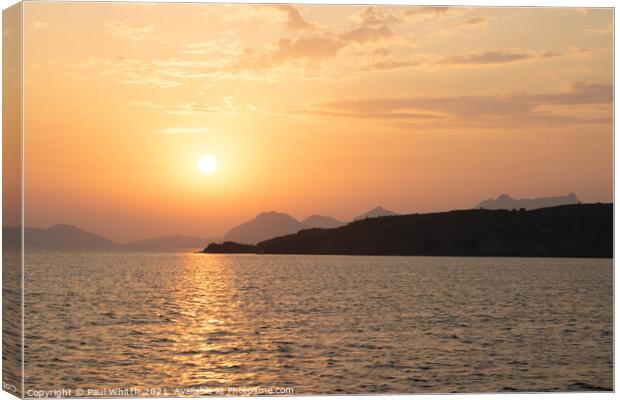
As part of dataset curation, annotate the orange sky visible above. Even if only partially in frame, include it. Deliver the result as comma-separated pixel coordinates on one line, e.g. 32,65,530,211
20,3,613,241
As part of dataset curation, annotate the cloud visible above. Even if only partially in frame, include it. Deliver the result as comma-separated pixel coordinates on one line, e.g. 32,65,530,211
354,5,454,27
274,36,347,63
538,82,613,105
356,6,406,26
158,127,212,135
72,42,591,90
586,23,613,35
207,4,314,31
81,6,452,83
439,49,564,66
183,34,240,56
233,23,398,72
296,108,444,120
359,59,424,72
166,103,221,115
222,96,237,114
404,6,454,19
273,5,314,30
441,50,531,65
76,57,225,88
456,16,489,28
340,25,394,44
76,55,259,89
131,97,240,116
104,20,155,41
372,48,391,57
297,82,612,129
122,75,181,88
355,47,578,73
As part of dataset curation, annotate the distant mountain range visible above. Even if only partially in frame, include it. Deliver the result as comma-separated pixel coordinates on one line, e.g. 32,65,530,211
204,203,612,258
3,225,213,250
222,207,395,244
3,224,117,249
476,193,580,210
3,206,394,249
5,196,594,251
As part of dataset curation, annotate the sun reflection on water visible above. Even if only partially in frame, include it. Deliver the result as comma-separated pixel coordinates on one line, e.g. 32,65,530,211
24,251,613,395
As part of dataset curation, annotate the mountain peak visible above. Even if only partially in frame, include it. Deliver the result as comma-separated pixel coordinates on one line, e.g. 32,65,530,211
354,206,399,221
255,210,292,219
223,211,305,245
24,224,117,248
258,210,278,215
48,223,83,231
476,193,581,210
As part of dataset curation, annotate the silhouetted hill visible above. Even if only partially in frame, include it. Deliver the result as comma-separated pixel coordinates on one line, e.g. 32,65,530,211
223,211,307,244
302,214,345,229
203,204,612,258
124,234,213,250
204,241,256,253
354,206,399,220
477,193,580,210
3,224,118,249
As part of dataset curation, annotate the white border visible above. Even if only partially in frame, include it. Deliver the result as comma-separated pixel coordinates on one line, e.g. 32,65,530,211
0,1,616,400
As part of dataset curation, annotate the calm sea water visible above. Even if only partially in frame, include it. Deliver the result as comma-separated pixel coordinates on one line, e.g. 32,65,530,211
22,250,612,395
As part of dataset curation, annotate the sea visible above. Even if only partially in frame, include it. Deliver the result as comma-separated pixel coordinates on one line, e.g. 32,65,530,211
10,250,614,395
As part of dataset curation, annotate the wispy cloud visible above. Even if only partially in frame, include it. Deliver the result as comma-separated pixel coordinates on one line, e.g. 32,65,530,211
456,16,489,28
183,35,240,56
354,5,455,27
340,25,394,44
76,57,219,88
205,4,314,31
405,6,454,18
355,6,407,26
131,97,239,116
354,46,580,73
72,42,587,89
104,20,155,41
441,49,535,65
438,48,565,66
296,82,612,129
122,75,181,88
585,23,613,35
359,59,424,72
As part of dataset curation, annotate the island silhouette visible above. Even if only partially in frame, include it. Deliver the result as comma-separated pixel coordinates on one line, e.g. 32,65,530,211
203,203,612,258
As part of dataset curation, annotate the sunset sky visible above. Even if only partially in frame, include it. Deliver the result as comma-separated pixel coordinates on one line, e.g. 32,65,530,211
21,3,613,242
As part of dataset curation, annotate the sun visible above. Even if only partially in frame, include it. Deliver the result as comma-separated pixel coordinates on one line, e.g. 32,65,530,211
198,155,218,175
